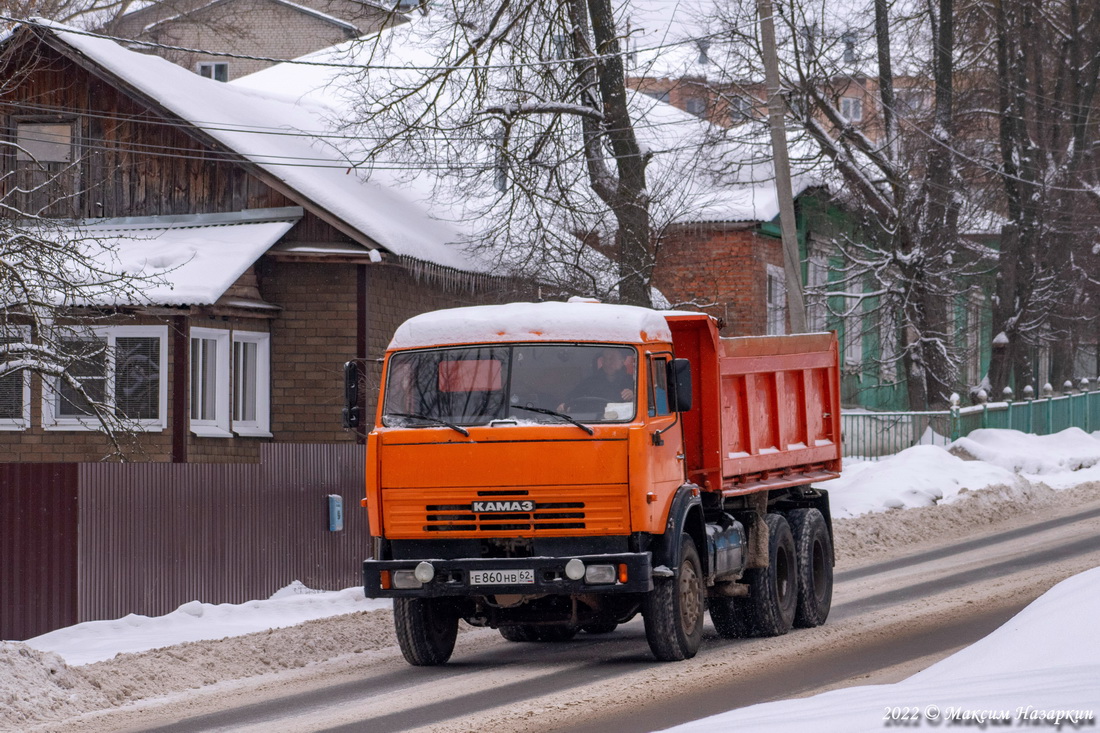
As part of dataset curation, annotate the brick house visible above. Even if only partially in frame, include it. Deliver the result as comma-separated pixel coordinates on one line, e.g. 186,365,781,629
0,21,519,463
107,0,407,81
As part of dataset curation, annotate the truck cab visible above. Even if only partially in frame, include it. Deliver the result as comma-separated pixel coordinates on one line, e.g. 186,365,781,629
355,301,840,665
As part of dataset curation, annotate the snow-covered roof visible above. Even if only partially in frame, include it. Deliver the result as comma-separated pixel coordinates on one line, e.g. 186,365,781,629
232,14,820,229
23,19,484,274
388,301,675,350
141,0,364,36
47,208,301,306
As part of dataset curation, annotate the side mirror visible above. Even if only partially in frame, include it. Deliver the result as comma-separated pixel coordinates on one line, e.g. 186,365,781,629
667,358,693,412
342,361,361,428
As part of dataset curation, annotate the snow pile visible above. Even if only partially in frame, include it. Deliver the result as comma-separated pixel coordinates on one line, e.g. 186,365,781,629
664,567,1100,732
827,444,1026,519
951,427,1100,474
26,581,390,666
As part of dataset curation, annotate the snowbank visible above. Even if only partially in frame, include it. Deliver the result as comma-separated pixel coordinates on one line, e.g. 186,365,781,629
25,581,390,666
827,444,1025,519
664,567,1100,732
951,427,1100,475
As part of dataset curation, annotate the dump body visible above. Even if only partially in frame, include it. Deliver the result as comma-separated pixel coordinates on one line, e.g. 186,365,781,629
357,301,841,665
667,314,843,497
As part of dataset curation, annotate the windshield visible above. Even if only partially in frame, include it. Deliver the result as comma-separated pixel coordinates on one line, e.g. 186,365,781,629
382,344,637,427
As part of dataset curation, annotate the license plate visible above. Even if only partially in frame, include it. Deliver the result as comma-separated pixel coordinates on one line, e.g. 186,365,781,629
469,569,535,585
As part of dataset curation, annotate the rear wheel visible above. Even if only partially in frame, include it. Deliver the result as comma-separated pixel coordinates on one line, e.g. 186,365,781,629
643,534,704,661
394,597,459,666
789,508,834,628
741,513,797,637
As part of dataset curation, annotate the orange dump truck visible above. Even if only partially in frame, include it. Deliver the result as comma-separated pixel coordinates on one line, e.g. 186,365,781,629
353,300,841,665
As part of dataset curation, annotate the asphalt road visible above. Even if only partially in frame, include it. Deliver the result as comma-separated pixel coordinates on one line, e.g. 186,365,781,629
118,498,1100,733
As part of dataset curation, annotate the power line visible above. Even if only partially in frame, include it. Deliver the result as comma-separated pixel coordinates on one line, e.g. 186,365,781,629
3,14,735,73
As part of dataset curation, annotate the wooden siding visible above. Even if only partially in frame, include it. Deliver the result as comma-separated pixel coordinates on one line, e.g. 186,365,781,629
0,34,293,219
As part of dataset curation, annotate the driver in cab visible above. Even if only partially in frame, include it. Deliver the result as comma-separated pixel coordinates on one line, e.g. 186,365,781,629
560,348,635,410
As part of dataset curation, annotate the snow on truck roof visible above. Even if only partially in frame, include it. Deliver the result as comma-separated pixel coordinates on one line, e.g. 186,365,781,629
388,301,684,350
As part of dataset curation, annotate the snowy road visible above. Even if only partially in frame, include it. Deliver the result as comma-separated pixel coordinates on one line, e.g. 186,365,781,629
55,487,1100,733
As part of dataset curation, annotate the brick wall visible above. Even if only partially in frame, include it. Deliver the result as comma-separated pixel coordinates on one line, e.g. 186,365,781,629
654,223,784,336
119,0,398,80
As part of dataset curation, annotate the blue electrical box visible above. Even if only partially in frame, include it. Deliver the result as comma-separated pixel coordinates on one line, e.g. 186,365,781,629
327,494,344,532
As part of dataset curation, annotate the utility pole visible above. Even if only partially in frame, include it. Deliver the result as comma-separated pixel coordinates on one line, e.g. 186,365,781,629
757,0,807,333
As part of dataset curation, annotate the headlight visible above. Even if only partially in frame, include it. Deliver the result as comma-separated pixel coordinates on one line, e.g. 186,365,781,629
584,564,617,584
413,561,436,584
392,569,422,589
564,558,586,580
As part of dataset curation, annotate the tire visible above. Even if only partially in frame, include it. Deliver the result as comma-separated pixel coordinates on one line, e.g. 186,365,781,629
393,597,459,666
499,625,539,642
709,595,751,639
643,534,705,661
580,620,619,635
788,508,834,628
741,513,797,637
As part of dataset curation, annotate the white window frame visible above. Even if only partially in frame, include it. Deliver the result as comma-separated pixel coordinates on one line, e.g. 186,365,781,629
766,264,787,336
0,326,32,431
840,96,863,122
196,61,229,82
42,325,168,431
190,328,232,438
231,331,271,437
843,280,864,370
806,254,828,332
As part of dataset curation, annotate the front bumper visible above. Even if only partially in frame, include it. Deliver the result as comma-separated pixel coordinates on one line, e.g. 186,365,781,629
363,552,653,598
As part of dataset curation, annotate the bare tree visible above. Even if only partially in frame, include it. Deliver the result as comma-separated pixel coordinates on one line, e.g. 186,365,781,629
981,0,1100,394
332,1,697,306
706,0,981,408
1,60,165,457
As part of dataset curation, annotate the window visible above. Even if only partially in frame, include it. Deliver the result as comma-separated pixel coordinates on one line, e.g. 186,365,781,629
190,328,231,436
685,97,707,117
643,90,671,104
843,281,864,369
728,94,754,121
232,331,271,436
14,120,78,216
841,31,858,63
766,264,787,336
806,255,828,332
0,328,31,430
840,97,863,122
196,62,229,82
695,39,711,65
43,326,167,430
648,355,671,417
966,293,983,386
896,89,931,114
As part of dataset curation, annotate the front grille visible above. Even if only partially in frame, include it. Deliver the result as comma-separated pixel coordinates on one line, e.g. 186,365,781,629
382,484,629,538
424,500,586,532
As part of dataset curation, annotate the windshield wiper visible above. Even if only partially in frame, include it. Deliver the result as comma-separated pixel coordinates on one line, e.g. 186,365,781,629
512,405,595,435
384,412,470,437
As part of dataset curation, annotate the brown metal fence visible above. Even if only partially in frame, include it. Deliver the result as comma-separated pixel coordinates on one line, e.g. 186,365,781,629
1,444,369,641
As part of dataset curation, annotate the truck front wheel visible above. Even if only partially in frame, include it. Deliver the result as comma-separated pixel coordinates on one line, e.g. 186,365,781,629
394,597,459,666
643,534,704,661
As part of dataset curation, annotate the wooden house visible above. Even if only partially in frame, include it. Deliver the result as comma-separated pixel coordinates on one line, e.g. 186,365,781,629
0,20,518,463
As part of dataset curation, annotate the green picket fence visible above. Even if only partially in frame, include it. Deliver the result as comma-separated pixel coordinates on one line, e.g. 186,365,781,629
841,387,1100,460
